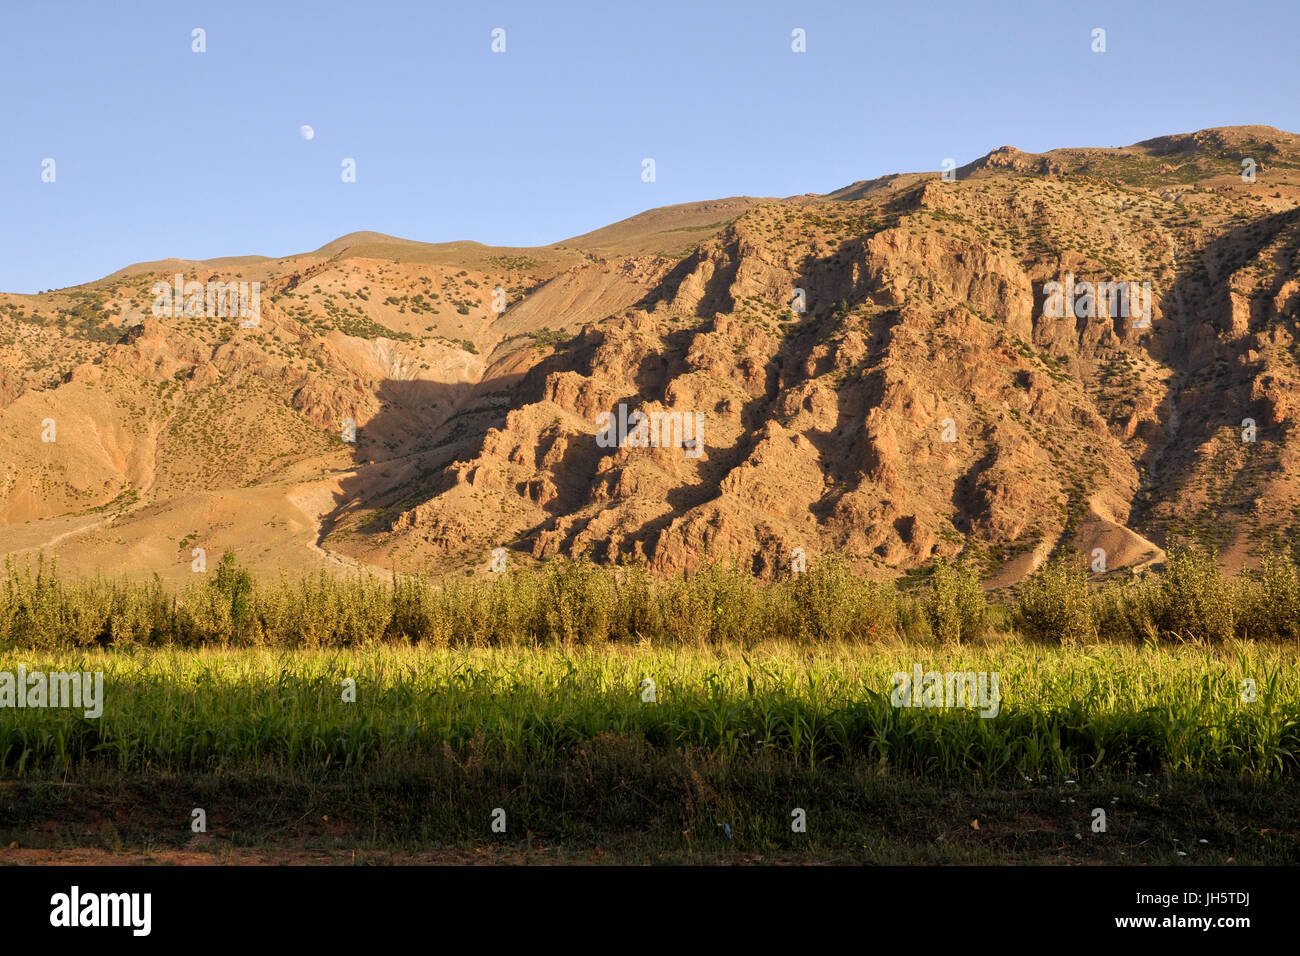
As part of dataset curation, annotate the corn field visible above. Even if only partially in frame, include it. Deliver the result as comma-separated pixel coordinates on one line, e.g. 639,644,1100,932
1,641,1296,779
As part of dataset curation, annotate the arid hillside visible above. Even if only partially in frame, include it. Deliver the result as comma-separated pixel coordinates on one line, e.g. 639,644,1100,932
3,125,1300,584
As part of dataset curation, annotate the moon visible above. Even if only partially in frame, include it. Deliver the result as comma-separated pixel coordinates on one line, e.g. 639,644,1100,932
300,125,315,141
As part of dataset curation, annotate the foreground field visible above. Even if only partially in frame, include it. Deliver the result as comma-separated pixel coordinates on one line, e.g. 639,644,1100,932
2,641,1297,863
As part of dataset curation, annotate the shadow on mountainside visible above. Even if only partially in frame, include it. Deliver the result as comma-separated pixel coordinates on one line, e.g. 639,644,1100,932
1126,207,1300,545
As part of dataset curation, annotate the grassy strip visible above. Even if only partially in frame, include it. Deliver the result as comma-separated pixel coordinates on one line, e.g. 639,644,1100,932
1,643,1296,779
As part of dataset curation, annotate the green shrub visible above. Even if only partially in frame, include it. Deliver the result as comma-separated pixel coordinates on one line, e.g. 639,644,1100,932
924,558,988,644
779,557,899,642
539,558,618,644
1235,553,1300,641
1014,556,1096,644
212,550,254,637
1150,544,1236,642
1,546,1298,651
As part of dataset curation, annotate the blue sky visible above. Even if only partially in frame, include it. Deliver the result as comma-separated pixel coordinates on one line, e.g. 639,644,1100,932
2,0,1297,293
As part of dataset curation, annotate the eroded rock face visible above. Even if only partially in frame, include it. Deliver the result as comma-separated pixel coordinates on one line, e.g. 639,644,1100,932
3,126,1300,581
378,131,1300,580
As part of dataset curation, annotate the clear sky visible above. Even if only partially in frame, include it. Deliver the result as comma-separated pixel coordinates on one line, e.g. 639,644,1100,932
2,0,1297,293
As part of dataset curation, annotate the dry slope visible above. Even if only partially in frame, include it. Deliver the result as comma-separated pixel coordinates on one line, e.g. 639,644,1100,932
3,127,1299,583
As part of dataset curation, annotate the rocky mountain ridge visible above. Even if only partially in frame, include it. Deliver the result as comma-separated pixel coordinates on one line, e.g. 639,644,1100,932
2,125,1299,584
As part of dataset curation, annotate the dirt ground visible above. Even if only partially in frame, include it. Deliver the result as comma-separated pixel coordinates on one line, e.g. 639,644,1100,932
0,844,799,866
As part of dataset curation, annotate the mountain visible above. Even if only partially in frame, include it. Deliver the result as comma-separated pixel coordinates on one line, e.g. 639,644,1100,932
3,126,1300,584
